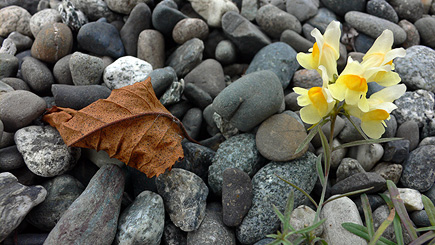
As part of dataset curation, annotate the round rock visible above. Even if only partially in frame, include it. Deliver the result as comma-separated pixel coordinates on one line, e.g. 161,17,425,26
53,54,73,85
400,145,435,192
165,38,204,77
215,40,237,65
69,0,119,22
392,89,434,127
21,56,54,94
280,29,314,53
7,31,33,52
414,17,435,49
0,6,32,37
137,29,165,69
286,0,318,22
256,113,308,161
256,4,301,38
151,1,187,36
366,0,399,23
183,59,225,98
389,0,424,23
120,3,151,56
69,52,104,86
0,145,25,171
31,23,73,63
103,56,153,90
29,8,61,37
0,53,18,79
172,18,209,44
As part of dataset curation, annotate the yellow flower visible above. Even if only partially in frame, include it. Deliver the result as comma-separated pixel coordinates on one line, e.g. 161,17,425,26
294,66,336,124
296,20,341,81
361,29,406,86
344,84,406,139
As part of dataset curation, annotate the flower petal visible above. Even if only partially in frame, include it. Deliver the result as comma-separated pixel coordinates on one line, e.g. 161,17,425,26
361,120,385,139
369,84,406,102
300,105,322,124
297,52,316,70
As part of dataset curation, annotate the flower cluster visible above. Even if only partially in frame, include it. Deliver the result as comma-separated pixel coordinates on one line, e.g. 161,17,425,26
294,21,406,139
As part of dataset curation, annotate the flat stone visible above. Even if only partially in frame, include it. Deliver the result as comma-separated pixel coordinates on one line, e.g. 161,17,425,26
0,53,18,79
183,83,212,110
7,31,32,52
392,89,434,127
331,172,387,195
256,4,301,38
306,8,337,33
0,77,30,90
401,145,435,192
120,3,151,56
137,29,165,69
31,23,73,63
166,38,204,77
183,59,225,98
52,84,111,110
280,30,314,53
20,56,54,94
0,172,46,242
69,51,104,85
320,0,365,16
103,56,153,90
286,0,318,22
396,120,420,151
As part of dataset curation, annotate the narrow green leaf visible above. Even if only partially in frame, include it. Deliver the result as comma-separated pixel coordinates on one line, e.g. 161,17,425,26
292,236,305,245
317,125,330,167
316,154,325,187
429,238,435,245
293,218,326,235
295,120,326,155
409,231,435,245
275,174,318,208
369,207,395,245
393,211,405,245
387,180,418,240
272,204,286,224
312,237,328,245
283,191,295,232
361,194,375,238
416,226,435,232
323,187,374,205
333,138,402,151
422,195,435,227
342,223,396,245
379,193,394,209
344,114,369,140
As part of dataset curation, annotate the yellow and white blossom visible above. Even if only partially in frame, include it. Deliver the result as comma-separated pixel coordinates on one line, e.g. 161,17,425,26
344,84,407,139
296,20,341,81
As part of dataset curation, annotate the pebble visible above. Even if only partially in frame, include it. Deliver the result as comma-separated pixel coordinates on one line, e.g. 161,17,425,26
336,158,366,183
398,19,420,49
373,205,413,244
14,125,81,177
77,21,125,58
0,38,16,55
410,210,431,227
246,42,298,89
291,69,323,89
106,0,151,14
222,168,252,227
137,29,165,69
166,38,204,77
395,188,424,211
289,205,323,241
241,0,258,21
162,222,187,245
213,70,283,132
187,203,236,245
20,56,54,94
115,190,165,245
148,66,178,97
256,113,308,161
44,164,125,245
0,145,25,171
321,196,366,245
103,56,153,90
178,141,215,182
151,1,187,37
58,0,88,31
221,11,271,59
286,0,318,22
215,40,237,65
26,175,84,231
159,77,184,106
183,83,212,110
120,3,151,56
0,172,46,242
389,0,424,23
414,16,435,49
280,30,314,53
395,46,435,92
188,0,239,27
256,4,301,38
354,32,375,53
181,107,203,139
70,0,119,22
348,143,384,171
306,8,337,33
31,22,73,63
29,8,61,37
69,52,104,85
366,0,399,23
52,54,73,85
237,152,317,244
344,11,407,45
320,0,365,16
52,84,111,110
208,133,265,195
382,139,410,164
183,59,225,98
0,6,32,37
0,53,18,78
156,168,208,232
392,89,435,127
400,145,435,192
0,90,46,132
396,120,419,151
6,31,33,52
172,18,209,44
331,172,386,195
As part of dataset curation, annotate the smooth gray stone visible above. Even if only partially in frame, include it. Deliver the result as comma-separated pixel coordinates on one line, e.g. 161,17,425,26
0,145,25,171
52,84,111,110
280,29,314,53
183,83,212,110
331,172,386,195
382,140,410,164
391,90,435,127
213,70,283,132
344,11,407,45
53,54,73,85
399,19,420,49
411,210,431,227
0,53,18,79
156,168,208,232
367,0,399,23
120,3,151,56
20,56,54,94
0,77,30,90
396,120,420,151
44,164,125,245
306,8,337,33
255,4,301,38
215,40,237,65
0,172,46,242
401,145,435,192
320,0,365,16
353,194,385,218
181,107,202,140
166,38,204,77
148,66,178,98
176,141,215,183
336,158,365,183
26,174,84,231
151,0,187,36
414,17,435,49
7,31,33,52
373,205,414,244
389,0,424,23
69,52,104,85
183,59,225,98
286,0,318,22
167,100,192,119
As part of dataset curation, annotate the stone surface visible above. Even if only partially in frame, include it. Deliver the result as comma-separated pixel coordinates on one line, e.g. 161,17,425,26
306,7,337,33
320,0,365,16
0,6,32,37
0,38,16,55
52,84,111,110
29,8,61,37
0,145,25,171
69,52,104,85
366,0,398,23
222,168,252,227
177,141,215,182
106,0,151,14
53,54,73,85
395,188,424,211
336,158,366,183
14,126,81,177
0,77,30,91
156,168,208,232
172,18,209,44
213,70,283,132
138,29,165,69
236,152,317,244
280,30,314,53
0,53,18,79
44,164,125,245
373,205,413,244
115,190,165,245
289,205,323,241
401,145,435,192
372,162,403,185
382,139,410,164
7,31,32,52
0,172,46,242
208,133,265,195
0,90,46,132
183,58,225,98
103,56,153,90
396,120,419,151
389,0,424,22
331,172,387,195
70,0,119,22
392,89,434,127
31,22,72,63
26,175,84,231
348,143,384,171
286,0,318,22
256,113,308,161
256,4,301,38
166,38,204,77
120,3,151,56
148,66,178,97
414,17,435,49
398,19,420,49
181,107,203,139
215,39,237,65
58,0,89,31
151,1,187,36
188,0,239,27
21,56,54,94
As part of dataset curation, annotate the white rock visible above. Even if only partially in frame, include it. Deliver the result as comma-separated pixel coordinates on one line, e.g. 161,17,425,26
385,188,423,211
321,196,367,245
103,56,153,90
289,205,323,242
29,8,62,37
348,143,384,171
316,138,347,169
188,0,239,27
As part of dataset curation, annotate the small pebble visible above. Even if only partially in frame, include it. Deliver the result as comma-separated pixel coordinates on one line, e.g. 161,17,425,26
331,172,386,195
396,120,420,151
29,8,61,37
255,4,301,38
172,18,209,44
366,0,399,23
21,56,54,94
31,22,73,63
189,0,239,27
336,158,366,183
0,53,18,79
0,145,25,171
286,0,318,22
69,52,104,85
151,1,187,36
103,56,153,90
58,0,88,31
215,40,237,65
120,3,151,56
137,29,165,69
392,89,434,127
401,145,435,192
183,83,212,110
0,6,32,37
398,20,420,49
371,162,403,184
382,139,410,164
348,143,384,171
183,59,225,98
389,0,424,22
7,32,33,52
148,66,178,97
280,30,314,53
320,0,365,16
165,38,204,77
181,107,203,139
414,16,435,49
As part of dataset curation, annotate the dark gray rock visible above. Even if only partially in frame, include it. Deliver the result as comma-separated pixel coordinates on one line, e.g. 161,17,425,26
53,54,73,85
183,59,225,98
181,107,203,139
14,126,81,177
137,29,165,69
255,4,301,38
320,0,365,16
7,31,33,52
0,77,30,90
306,8,337,33
398,19,420,49
254,238,276,245
151,0,187,37
213,70,284,132
383,114,398,138
208,133,265,195
221,11,271,59
382,140,410,164
26,174,84,231
336,158,366,183
286,0,318,22
410,210,431,227
331,172,386,195
338,116,365,143
372,162,403,185
373,205,414,244
222,168,252,227
156,168,208,232
401,145,435,192
148,66,178,98
246,42,298,89
414,17,435,49
120,3,151,56
166,38,204,77
0,172,46,242
115,191,165,245
389,0,424,23
178,141,215,182
2,233,49,245
280,30,314,53
77,21,125,58
167,100,193,119
354,33,375,53
162,222,187,245
44,164,125,245
0,90,46,132
183,83,212,110
52,84,111,110
396,120,419,151
392,90,434,127
20,56,54,94
0,145,25,171
353,194,385,219
367,0,399,23
58,0,88,31
215,40,237,65
425,184,435,205
236,152,317,244
0,53,18,79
